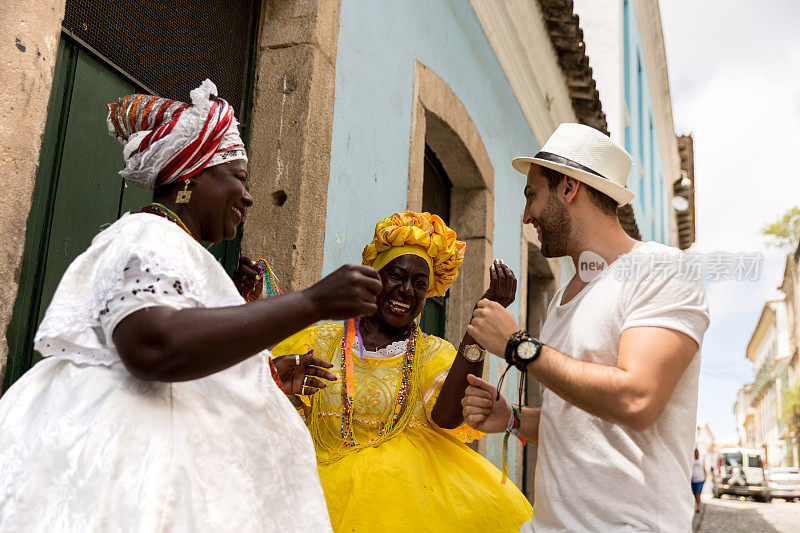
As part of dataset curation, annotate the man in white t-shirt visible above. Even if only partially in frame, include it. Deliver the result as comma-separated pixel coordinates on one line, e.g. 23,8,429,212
463,123,709,532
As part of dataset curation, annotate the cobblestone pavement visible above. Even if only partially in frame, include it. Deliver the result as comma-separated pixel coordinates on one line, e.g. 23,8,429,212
696,495,800,532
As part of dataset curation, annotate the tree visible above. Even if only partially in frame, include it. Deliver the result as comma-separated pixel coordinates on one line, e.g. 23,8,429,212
762,206,800,249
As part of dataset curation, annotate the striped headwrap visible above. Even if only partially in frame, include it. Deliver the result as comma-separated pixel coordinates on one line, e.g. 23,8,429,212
107,79,247,190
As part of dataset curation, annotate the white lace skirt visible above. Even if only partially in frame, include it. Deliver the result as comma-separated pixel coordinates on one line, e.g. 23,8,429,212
0,356,332,532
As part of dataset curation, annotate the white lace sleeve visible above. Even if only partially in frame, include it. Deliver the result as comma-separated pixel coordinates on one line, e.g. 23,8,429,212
98,257,199,349
34,213,224,366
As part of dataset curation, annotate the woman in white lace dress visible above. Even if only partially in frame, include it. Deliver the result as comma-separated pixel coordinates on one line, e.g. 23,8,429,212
0,80,382,532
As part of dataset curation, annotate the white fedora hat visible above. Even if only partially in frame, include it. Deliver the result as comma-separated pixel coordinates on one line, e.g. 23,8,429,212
512,123,634,206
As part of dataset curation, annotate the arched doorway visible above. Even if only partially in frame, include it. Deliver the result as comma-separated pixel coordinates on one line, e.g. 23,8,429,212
406,61,494,344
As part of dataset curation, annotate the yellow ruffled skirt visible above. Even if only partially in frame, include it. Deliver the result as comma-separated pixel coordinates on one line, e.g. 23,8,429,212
318,426,531,532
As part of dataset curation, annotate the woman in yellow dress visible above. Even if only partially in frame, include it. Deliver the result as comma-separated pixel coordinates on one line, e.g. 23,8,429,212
273,211,532,532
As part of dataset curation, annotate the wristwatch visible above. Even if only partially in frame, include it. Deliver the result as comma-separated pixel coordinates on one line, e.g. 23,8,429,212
460,343,486,363
505,330,544,370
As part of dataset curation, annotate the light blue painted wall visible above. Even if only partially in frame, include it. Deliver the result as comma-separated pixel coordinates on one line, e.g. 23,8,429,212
622,0,670,244
322,0,544,480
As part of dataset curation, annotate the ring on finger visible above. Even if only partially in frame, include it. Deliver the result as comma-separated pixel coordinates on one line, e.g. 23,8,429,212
295,354,300,366
302,375,309,394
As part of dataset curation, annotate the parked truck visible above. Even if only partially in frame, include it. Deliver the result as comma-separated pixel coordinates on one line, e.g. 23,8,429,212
711,447,771,502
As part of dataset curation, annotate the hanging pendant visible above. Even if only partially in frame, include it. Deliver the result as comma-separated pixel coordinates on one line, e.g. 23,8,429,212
176,180,192,203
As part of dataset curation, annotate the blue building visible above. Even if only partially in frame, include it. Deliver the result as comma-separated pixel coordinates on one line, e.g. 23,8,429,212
281,0,648,490
574,0,696,249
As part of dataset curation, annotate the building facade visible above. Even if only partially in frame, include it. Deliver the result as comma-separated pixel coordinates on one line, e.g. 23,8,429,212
1,0,691,496
778,248,800,464
779,248,800,387
734,248,800,468
741,299,794,467
571,0,693,248
734,384,757,448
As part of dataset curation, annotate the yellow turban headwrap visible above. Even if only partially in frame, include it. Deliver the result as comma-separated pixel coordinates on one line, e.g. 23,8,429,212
362,211,466,297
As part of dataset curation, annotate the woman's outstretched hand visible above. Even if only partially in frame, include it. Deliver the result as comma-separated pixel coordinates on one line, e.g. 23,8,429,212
461,374,511,433
273,351,337,396
303,264,383,320
482,259,516,308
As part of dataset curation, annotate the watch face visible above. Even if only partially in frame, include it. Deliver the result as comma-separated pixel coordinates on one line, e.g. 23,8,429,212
463,344,484,362
517,340,539,361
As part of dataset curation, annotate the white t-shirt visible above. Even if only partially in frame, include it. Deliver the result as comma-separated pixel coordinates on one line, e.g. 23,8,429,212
522,242,709,532
692,458,706,483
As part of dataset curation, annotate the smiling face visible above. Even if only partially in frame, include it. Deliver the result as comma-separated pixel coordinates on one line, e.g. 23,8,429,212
374,254,430,330
188,159,252,243
523,164,572,258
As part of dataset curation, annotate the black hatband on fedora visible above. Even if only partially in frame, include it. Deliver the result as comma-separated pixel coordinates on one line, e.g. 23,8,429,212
534,151,607,181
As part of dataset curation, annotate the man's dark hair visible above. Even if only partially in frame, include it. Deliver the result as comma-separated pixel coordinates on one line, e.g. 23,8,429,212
539,166,618,217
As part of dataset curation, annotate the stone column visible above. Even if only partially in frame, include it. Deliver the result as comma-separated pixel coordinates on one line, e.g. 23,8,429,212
241,0,341,292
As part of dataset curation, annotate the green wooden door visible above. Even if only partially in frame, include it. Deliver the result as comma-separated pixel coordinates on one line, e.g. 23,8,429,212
4,38,152,389
37,42,152,328
3,36,244,390
4,38,244,391
5,0,260,392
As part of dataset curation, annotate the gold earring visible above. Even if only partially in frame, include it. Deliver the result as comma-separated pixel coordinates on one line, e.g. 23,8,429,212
176,180,192,203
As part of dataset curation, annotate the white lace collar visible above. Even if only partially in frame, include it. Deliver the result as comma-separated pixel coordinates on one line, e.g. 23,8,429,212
352,337,409,359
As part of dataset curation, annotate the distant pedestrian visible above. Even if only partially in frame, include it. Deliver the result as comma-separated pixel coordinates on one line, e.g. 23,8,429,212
692,448,707,512
462,123,710,531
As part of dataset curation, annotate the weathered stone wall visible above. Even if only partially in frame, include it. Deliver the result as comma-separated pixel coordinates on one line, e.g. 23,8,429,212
241,0,340,291
0,0,66,384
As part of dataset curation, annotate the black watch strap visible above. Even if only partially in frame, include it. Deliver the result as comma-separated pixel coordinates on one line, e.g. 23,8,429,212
505,330,531,365
505,330,543,371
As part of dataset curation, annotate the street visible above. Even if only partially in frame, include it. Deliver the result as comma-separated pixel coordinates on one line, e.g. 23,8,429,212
696,495,800,532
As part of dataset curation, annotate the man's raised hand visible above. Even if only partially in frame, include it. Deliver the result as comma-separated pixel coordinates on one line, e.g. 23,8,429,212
461,374,511,433
467,299,520,356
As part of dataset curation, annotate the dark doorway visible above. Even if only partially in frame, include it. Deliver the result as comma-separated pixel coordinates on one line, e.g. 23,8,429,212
419,145,452,338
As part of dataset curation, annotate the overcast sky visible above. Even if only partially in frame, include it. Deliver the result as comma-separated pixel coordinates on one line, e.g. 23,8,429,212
659,0,800,439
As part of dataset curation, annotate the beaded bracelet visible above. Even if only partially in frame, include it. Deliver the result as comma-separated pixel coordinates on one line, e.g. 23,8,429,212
501,406,527,484
505,406,527,444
